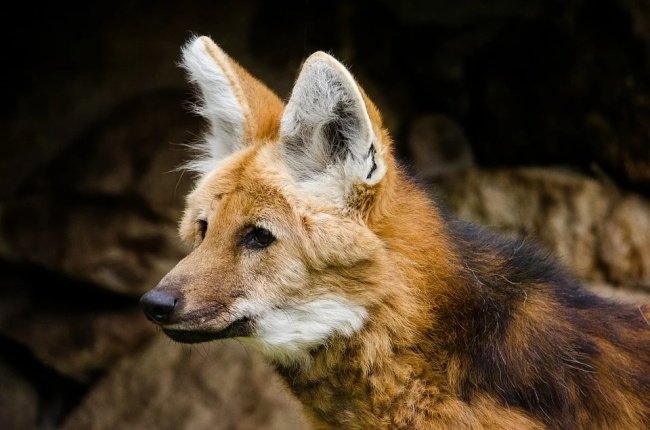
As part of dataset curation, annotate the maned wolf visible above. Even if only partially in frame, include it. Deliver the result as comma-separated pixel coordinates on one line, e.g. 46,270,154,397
140,36,650,429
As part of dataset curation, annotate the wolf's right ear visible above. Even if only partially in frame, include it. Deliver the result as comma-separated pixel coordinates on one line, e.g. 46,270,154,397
181,36,284,174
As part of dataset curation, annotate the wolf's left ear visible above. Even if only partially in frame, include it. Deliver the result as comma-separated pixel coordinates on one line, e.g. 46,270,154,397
280,52,387,197
181,36,283,174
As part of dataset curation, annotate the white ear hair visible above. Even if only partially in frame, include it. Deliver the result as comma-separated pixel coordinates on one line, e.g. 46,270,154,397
280,52,386,202
180,36,248,174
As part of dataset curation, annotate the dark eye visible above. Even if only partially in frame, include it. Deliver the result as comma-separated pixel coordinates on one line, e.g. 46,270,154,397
197,219,208,240
243,226,275,250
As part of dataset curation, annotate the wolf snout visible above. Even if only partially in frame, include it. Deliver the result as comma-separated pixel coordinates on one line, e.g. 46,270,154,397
139,288,179,325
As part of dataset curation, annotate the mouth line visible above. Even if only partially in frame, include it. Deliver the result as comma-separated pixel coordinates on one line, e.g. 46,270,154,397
162,317,252,344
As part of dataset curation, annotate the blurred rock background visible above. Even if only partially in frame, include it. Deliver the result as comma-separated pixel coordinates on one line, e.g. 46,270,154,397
1,1,649,428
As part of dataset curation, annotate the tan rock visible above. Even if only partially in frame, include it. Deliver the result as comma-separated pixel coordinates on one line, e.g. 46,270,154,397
1,309,155,384
0,273,156,383
586,282,649,304
63,336,306,430
437,168,650,292
0,201,185,295
599,197,650,289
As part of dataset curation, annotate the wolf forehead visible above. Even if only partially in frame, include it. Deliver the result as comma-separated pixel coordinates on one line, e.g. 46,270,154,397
179,153,287,225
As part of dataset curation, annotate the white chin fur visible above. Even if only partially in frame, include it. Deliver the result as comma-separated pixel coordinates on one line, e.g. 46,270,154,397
233,296,368,367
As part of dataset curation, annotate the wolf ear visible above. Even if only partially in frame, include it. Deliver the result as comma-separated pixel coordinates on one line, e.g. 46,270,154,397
280,52,386,199
181,36,283,174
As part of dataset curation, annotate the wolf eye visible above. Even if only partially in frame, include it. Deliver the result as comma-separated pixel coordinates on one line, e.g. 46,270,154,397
197,219,208,240
243,226,275,250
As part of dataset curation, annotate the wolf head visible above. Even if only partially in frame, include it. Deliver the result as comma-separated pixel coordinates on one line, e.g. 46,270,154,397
140,36,400,367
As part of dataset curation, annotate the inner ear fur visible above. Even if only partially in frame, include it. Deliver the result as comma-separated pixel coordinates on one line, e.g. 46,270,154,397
181,36,284,173
280,51,388,187
192,36,284,142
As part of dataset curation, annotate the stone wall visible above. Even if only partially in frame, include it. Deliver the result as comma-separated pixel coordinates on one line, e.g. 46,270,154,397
1,1,648,428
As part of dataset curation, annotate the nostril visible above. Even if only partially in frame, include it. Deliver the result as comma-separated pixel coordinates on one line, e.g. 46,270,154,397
151,300,177,318
139,290,178,325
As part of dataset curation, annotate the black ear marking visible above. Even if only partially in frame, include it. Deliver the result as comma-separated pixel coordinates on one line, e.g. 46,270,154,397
322,100,361,162
283,97,364,178
366,144,378,180
283,133,305,159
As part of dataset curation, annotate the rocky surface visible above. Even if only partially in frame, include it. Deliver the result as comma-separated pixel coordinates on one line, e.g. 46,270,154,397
0,358,39,430
63,337,305,430
0,93,195,296
0,267,155,383
2,0,649,428
436,168,650,293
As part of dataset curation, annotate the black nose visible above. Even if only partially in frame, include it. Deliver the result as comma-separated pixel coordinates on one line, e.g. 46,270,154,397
139,289,178,324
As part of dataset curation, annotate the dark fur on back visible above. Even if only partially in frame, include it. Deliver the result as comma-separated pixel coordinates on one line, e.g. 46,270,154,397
439,219,650,428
